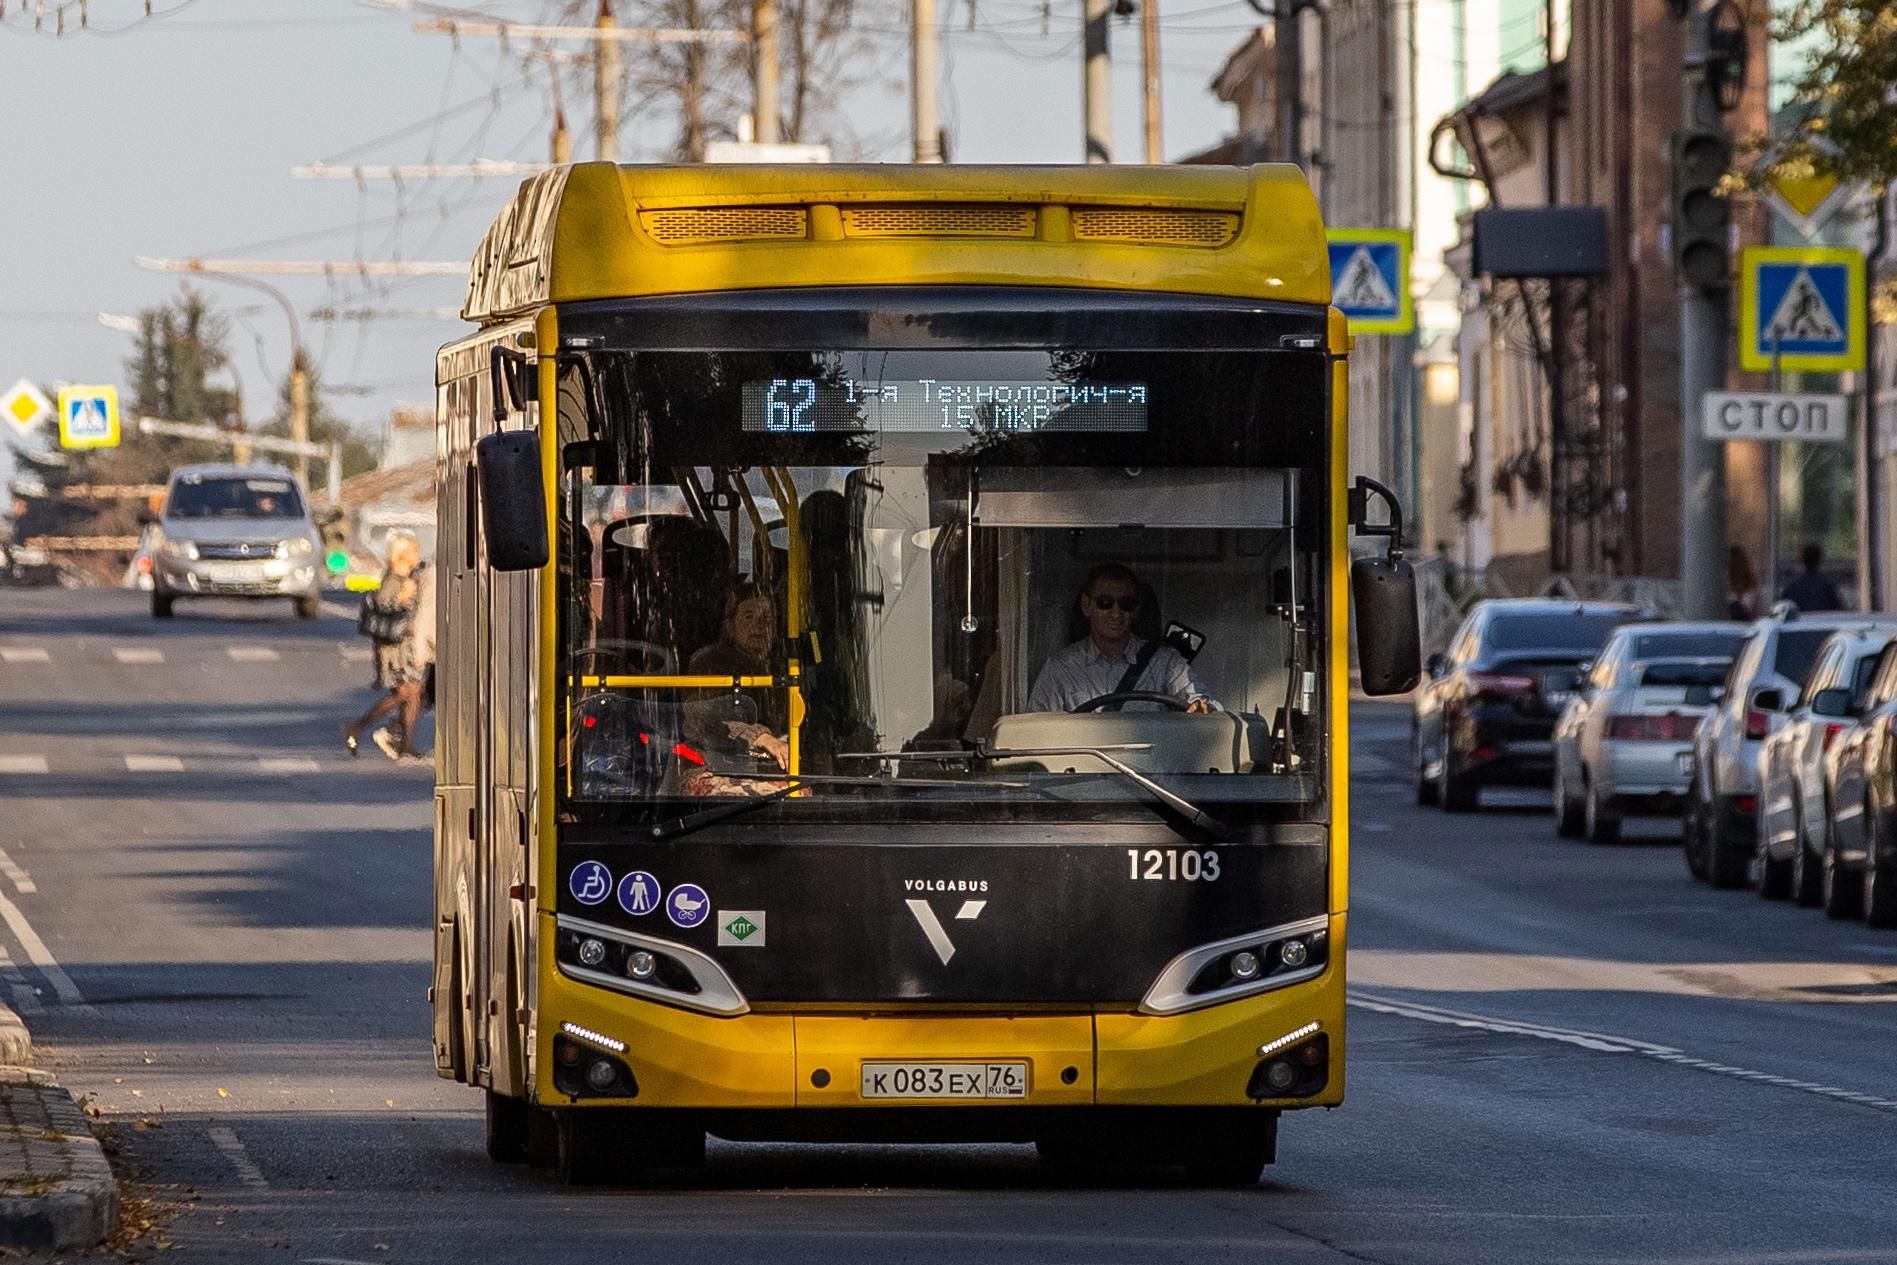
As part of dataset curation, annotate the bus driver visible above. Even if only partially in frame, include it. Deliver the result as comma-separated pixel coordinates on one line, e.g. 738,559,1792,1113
1026,563,1218,714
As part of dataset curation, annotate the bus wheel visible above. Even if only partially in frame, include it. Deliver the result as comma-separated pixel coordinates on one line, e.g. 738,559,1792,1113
525,1105,560,1168
1182,1114,1278,1186
556,1110,704,1186
484,1089,530,1164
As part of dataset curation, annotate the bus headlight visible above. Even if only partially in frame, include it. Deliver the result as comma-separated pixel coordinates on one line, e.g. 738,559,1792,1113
576,937,607,967
626,950,657,981
1229,950,1261,981
1279,938,1309,969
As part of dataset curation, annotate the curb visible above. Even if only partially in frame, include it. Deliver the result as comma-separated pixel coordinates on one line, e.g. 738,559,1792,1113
0,1008,28,1068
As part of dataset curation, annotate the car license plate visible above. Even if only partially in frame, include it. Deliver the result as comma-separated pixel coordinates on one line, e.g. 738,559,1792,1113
1676,751,1694,776
859,1062,1028,1100
207,562,264,583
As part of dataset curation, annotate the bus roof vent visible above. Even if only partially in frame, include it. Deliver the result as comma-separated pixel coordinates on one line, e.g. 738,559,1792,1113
640,206,808,244
841,205,1036,238
1071,207,1239,247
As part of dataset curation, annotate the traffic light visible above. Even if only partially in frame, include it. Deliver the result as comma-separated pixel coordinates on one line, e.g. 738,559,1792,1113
1672,129,1733,289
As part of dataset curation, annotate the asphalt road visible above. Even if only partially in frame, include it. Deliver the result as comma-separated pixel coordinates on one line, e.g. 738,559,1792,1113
3,588,1896,1264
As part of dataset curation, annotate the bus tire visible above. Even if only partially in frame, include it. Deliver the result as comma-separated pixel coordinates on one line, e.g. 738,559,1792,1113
525,1105,560,1168
1182,1113,1278,1186
484,1089,530,1164
556,1110,704,1186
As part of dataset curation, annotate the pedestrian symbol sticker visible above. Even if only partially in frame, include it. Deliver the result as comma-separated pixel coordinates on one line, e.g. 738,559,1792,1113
56,384,121,449
1327,229,1413,334
666,883,711,929
568,860,613,906
1739,246,1864,373
617,870,660,916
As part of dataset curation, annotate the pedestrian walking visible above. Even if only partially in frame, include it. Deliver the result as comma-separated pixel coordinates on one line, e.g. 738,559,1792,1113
345,533,429,759
1782,542,1845,613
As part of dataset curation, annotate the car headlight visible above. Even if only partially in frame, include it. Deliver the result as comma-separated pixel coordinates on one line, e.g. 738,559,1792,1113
160,538,198,560
275,538,314,560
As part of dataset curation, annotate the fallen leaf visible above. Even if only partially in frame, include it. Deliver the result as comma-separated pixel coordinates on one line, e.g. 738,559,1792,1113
131,1090,143,1098
384,1098,395,1108
216,1089,229,1099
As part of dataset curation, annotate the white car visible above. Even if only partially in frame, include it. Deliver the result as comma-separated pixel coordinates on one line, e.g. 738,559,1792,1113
1553,622,1745,842
1757,624,1897,903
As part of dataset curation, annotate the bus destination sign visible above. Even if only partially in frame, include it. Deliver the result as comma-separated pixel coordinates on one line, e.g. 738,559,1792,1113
743,377,1149,435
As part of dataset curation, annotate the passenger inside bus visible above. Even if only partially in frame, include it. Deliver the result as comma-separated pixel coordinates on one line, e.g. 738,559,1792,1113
1025,563,1217,714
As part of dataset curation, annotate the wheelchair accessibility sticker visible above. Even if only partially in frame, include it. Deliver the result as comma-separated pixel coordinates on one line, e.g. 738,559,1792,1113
568,861,613,906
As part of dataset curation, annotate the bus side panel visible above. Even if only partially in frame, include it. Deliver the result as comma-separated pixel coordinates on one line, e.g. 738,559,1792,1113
1094,918,1345,1108
433,357,481,1082
1329,310,1351,920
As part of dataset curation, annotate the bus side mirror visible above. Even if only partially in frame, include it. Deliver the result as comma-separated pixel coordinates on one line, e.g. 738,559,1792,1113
1348,475,1423,696
1352,554,1422,695
475,428,549,572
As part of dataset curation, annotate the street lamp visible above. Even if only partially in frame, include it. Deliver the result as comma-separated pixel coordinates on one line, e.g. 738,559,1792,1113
1707,0,1748,113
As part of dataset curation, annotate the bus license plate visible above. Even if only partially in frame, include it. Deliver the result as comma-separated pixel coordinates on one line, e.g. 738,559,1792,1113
859,1062,1028,1100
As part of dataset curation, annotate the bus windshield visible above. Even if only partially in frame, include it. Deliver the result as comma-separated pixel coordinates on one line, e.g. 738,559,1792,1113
556,343,1331,824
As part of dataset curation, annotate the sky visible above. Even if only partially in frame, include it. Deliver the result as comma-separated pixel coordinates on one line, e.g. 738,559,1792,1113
0,0,1259,482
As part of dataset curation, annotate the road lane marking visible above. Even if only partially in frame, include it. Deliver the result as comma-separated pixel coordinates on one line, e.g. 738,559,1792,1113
124,755,185,773
111,647,165,665
0,649,50,664
0,849,36,896
0,756,48,775
258,757,320,774
227,646,280,663
1351,990,1897,1115
206,1126,269,1188
0,886,91,1012
0,953,41,1018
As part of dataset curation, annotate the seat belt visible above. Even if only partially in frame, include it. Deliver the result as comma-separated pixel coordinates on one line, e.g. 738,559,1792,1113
1103,640,1162,712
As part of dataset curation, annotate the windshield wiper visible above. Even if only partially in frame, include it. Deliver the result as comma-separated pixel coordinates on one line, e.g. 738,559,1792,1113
843,744,1230,839
648,771,1027,841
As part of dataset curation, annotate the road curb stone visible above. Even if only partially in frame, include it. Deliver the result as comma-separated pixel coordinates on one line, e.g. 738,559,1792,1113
0,1017,118,1250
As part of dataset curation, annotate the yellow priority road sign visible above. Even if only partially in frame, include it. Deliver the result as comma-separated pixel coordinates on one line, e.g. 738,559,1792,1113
2,378,54,435
56,384,122,449
1738,246,1865,374
1327,229,1414,335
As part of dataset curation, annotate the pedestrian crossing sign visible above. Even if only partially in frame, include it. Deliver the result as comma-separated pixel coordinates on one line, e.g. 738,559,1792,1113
56,384,122,449
1739,246,1864,373
1327,229,1413,335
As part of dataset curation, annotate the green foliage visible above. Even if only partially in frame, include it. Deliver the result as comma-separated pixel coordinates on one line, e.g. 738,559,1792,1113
1775,0,1897,185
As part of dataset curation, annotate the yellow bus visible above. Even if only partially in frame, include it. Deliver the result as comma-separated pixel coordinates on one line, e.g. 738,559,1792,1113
432,161,1420,1185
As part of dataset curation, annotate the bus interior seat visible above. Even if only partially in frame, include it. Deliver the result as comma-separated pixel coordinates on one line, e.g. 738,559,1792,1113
986,710,1260,775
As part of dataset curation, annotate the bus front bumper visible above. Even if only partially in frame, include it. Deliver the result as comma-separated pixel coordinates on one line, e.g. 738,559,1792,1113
532,912,1347,1114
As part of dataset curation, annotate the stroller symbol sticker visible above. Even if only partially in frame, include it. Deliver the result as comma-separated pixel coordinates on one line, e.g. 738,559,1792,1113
667,883,711,928
568,861,612,906
618,871,661,916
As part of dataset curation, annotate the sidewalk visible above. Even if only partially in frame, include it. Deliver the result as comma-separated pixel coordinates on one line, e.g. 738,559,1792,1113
0,1005,118,1251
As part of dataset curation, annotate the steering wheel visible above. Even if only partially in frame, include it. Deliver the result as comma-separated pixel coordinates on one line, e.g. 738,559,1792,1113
1071,690,1190,713
572,639,678,678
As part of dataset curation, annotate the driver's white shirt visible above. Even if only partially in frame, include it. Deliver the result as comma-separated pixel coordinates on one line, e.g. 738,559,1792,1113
1026,634,1219,713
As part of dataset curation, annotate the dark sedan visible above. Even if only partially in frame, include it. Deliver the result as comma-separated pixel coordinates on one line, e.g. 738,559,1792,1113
1413,600,1653,811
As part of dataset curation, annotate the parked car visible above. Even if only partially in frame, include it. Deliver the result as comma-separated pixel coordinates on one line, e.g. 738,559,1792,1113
1412,600,1653,811
146,463,325,620
1683,607,1873,887
1819,639,1897,925
1756,624,1897,903
1551,622,1744,843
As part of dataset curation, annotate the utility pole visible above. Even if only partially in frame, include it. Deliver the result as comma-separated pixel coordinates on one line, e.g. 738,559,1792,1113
754,0,780,144
913,0,942,162
1140,0,1163,163
1275,0,1302,165
1673,0,1733,620
1082,0,1112,163
289,347,311,487
596,0,620,162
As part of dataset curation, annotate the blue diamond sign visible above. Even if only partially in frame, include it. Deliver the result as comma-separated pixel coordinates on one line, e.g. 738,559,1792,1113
1327,229,1413,335
1739,246,1864,373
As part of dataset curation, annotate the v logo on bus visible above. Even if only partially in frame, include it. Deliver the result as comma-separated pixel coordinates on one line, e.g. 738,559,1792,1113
904,898,988,965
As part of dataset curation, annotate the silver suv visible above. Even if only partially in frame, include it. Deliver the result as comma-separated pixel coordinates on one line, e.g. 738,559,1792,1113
148,463,325,620
1684,606,1884,887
